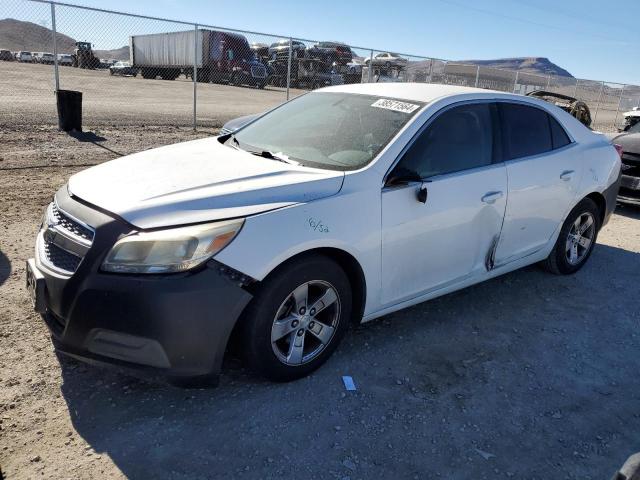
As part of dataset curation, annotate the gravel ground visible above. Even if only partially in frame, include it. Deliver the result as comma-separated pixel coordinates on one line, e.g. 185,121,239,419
0,61,302,128
1,126,640,480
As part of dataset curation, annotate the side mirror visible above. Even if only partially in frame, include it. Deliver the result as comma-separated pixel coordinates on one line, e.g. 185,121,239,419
386,166,421,187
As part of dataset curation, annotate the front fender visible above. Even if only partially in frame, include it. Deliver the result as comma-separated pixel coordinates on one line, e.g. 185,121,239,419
214,186,382,316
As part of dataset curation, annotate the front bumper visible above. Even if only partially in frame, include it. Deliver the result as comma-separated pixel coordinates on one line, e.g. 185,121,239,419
31,187,253,383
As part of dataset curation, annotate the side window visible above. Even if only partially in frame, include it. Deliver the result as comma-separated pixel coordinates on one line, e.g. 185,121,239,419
548,114,571,149
396,103,494,179
499,103,552,159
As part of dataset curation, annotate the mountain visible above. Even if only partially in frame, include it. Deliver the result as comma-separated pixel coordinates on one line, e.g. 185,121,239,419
0,18,75,53
94,46,129,60
0,18,128,59
456,57,573,78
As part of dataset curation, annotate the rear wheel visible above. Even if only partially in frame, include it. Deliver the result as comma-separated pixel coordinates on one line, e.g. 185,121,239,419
241,255,352,382
541,198,600,275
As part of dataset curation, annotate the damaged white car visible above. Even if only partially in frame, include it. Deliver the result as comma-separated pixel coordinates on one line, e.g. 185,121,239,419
27,83,621,385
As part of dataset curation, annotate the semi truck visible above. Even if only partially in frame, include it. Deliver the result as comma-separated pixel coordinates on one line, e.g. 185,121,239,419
130,29,268,87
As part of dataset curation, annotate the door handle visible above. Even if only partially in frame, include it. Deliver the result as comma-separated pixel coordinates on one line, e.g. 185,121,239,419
560,170,575,181
481,191,503,204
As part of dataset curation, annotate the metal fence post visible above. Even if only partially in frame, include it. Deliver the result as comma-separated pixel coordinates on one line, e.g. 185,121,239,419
613,84,626,128
572,80,579,98
286,37,292,100
368,50,373,83
546,75,551,90
50,2,59,92
192,23,197,130
592,81,605,127
427,58,433,84
513,71,519,94
474,65,479,88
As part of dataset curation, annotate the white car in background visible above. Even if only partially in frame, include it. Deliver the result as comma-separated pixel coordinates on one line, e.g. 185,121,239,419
28,83,621,386
57,54,74,66
365,52,408,68
16,51,33,62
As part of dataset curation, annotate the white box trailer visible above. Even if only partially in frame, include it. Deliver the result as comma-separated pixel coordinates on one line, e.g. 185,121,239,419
130,29,268,86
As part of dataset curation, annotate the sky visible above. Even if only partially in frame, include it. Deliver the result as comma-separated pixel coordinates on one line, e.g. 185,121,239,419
8,0,640,84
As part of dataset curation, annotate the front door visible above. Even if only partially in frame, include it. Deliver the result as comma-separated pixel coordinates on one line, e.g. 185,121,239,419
381,102,508,306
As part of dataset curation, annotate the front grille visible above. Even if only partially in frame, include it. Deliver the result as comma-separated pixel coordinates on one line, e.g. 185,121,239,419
51,203,94,242
43,240,82,273
251,65,267,79
38,201,95,275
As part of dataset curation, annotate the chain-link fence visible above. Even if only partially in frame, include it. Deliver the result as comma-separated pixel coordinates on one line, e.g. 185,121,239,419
1,0,639,132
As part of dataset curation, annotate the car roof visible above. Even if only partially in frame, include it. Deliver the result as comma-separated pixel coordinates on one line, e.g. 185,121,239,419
321,83,494,103
320,83,599,142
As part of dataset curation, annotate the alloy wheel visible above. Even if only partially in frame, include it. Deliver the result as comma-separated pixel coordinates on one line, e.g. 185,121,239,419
270,280,341,366
565,212,595,265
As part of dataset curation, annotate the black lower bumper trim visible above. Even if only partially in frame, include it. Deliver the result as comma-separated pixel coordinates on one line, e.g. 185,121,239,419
33,188,254,383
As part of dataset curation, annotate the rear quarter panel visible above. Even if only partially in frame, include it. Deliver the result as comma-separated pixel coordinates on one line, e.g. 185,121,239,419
574,134,621,217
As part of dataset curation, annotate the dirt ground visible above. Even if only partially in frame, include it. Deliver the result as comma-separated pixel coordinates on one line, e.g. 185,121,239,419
1,125,640,480
0,61,304,128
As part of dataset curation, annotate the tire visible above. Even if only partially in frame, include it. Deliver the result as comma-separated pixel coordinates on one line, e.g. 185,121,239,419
241,255,352,382
541,198,601,275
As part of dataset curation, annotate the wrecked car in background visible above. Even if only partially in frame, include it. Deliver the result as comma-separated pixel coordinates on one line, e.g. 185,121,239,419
609,119,640,205
526,90,592,128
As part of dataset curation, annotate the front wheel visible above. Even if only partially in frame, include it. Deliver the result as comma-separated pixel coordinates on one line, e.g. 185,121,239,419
240,255,352,382
541,198,600,275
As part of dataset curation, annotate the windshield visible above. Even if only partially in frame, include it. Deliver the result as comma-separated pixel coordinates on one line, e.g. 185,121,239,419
229,92,424,171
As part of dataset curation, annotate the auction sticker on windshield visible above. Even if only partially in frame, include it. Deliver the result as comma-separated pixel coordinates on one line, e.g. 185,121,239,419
371,98,420,114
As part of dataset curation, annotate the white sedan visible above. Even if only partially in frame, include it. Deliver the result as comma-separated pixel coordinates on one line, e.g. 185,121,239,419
28,83,621,385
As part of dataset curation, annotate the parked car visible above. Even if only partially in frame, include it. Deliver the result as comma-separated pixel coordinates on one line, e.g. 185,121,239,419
0,49,13,61
57,54,74,66
294,59,343,89
27,83,621,386
608,121,640,205
620,108,640,132
250,42,270,63
364,52,408,68
39,52,55,64
15,51,33,63
109,60,138,77
268,39,306,62
363,64,408,83
100,58,118,69
305,41,353,65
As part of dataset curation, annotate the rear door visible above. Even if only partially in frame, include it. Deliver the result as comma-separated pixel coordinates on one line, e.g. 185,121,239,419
381,102,508,305
493,102,580,266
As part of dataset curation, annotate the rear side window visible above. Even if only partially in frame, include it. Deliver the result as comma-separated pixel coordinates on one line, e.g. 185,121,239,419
396,103,494,179
499,103,552,160
549,114,571,149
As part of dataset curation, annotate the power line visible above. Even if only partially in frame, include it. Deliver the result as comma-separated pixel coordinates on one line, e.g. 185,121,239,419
433,0,628,44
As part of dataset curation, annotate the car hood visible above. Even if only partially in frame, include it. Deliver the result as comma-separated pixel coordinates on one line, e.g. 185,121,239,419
68,137,344,229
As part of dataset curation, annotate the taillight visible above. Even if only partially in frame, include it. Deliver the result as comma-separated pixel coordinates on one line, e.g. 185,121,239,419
614,144,623,159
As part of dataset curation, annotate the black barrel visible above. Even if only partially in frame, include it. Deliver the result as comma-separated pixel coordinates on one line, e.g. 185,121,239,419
56,90,82,132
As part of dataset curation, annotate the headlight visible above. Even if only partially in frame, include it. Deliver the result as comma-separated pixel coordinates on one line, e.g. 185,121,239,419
101,219,244,274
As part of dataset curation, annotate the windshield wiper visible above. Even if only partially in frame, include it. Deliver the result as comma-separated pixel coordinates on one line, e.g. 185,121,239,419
251,150,297,165
228,133,241,149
